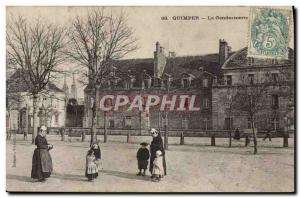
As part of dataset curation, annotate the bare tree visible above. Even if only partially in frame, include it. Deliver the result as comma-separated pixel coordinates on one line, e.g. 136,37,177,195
7,16,66,143
6,90,22,140
232,73,269,154
66,9,138,144
220,86,238,147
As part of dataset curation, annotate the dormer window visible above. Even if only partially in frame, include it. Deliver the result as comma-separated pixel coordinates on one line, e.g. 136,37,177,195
130,78,135,88
162,79,170,89
226,75,232,85
142,70,152,89
248,57,254,65
144,78,152,89
124,81,130,89
182,78,190,88
108,80,116,90
125,77,135,89
203,78,209,88
272,59,278,65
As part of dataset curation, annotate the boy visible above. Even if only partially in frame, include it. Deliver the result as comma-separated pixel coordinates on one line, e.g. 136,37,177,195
136,142,150,176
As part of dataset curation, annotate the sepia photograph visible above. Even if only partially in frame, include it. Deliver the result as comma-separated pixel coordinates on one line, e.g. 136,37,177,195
5,6,295,193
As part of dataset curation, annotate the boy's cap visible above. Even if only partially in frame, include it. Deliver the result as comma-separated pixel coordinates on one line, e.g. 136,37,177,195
140,142,148,146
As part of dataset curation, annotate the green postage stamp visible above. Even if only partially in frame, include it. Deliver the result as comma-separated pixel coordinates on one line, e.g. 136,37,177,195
248,7,292,59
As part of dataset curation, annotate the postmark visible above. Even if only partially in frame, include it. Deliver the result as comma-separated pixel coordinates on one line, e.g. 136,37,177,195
248,7,292,59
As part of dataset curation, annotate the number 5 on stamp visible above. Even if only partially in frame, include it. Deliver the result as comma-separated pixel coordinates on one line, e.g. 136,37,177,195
248,7,293,59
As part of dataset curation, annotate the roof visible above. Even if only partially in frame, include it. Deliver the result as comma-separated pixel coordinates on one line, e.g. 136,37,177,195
222,47,295,70
7,69,64,93
113,53,222,78
84,53,222,91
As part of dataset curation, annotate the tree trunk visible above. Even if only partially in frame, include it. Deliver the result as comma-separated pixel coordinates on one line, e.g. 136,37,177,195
229,130,232,148
180,132,184,145
211,135,216,146
90,90,98,146
139,111,142,136
252,120,258,154
104,111,107,143
90,112,97,145
283,124,289,147
164,113,168,150
25,105,29,140
32,95,38,144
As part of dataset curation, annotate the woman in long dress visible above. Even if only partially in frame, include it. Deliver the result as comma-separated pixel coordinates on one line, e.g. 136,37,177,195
149,128,167,177
31,126,53,182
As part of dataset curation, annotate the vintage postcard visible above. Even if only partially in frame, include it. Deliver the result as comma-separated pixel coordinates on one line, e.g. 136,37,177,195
6,6,295,193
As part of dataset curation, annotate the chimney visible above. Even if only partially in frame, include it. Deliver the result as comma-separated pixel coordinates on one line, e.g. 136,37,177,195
153,41,167,78
160,47,164,54
168,51,176,58
219,39,230,66
156,41,160,52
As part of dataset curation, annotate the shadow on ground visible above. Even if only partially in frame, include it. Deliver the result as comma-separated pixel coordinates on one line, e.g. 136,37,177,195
101,170,151,181
7,174,33,183
51,172,86,182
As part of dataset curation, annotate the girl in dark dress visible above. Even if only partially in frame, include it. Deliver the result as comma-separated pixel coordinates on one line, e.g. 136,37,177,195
31,126,53,182
149,128,167,177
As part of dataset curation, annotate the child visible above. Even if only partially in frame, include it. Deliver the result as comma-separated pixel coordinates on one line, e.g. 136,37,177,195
85,149,99,181
152,150,164,182
91,143,102,170
136,142,150,176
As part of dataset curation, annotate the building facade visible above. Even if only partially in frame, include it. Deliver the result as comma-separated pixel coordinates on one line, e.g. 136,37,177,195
7,70,67,133
83,40,295,133
84,42,221,131
212,44,294,132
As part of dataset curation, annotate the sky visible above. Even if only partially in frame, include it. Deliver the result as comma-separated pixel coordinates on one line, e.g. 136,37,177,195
6,6,294,98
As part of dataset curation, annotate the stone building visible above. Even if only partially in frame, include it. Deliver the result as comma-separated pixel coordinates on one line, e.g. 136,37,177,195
83,41,227,131
83,40,295,133
212,40,295,133
7,69,67,133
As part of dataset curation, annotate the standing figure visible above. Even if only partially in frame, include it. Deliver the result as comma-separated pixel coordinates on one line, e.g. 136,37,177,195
136,142,150,176
91,143,102,170
85,149,98,181
31,126,53,182
152,150,164,182
233,128,241,140
149,128,167,178
263,129,272,141
23,129,28,140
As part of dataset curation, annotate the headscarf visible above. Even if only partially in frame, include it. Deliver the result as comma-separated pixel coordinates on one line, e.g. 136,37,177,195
91,143,101,159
